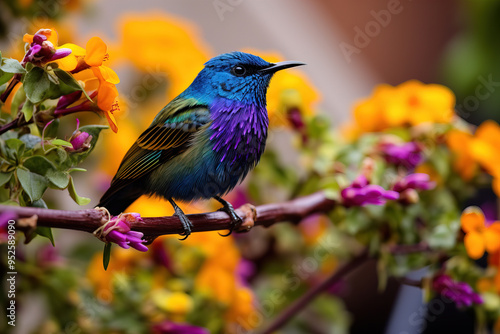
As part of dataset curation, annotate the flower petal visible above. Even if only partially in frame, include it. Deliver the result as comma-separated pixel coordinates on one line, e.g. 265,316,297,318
99,65,120,84
84,37,107,67
461,206,485,233
105,109,118,133
464,231,486,259
484,227,500,253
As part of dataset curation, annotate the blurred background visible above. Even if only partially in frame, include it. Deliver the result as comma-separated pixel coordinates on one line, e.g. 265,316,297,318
0,0,497,333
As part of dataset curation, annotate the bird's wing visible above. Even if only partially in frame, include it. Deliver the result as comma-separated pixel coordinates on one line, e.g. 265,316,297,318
112,103,211,183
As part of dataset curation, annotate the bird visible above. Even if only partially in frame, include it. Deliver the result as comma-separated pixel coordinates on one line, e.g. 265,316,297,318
98,51,305,239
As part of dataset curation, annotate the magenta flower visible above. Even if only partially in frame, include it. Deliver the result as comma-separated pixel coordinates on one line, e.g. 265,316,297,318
432,275,483,308
379,141,423,169
56,91,82,110
152,321,209,334
393,173,436,192
22,29,72,66
100,213,148,252
67,119,92,152
341,175,399,207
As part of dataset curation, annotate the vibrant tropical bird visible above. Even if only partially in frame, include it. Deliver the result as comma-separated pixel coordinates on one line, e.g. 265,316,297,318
98,52,305,239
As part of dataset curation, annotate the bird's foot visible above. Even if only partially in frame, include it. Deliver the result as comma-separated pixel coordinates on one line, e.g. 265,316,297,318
169,199,193,240
215,196,244,237
175,212,194,241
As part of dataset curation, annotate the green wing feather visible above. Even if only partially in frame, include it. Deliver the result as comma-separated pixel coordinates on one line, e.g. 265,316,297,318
110,98,211,183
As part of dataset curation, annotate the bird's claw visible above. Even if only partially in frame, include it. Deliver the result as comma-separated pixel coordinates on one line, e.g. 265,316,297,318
218,212,243,237
215,197,243,237
175,212,193,240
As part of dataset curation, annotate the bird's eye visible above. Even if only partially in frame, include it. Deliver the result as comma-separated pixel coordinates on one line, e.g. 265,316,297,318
231,65,246,76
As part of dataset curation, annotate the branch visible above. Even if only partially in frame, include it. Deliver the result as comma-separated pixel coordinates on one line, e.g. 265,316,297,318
0,191,336,240
257,249,369,334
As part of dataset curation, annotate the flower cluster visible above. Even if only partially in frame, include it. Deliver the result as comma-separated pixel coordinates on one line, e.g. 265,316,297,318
22,29,72,66
341,175,399,207
96,212,148,252
460,206,500,260
21,28,121,132
433,275,483,308
448,121,500,191
344,80,455,138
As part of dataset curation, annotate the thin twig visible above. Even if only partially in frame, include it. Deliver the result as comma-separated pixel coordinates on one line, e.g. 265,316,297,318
0,191,336,240
257,249,369,334
0,116,32,135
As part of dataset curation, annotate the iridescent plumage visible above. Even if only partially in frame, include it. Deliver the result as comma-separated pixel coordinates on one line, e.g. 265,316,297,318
98,52,304,238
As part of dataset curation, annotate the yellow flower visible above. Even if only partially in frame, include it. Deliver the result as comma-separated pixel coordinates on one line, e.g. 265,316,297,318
116,13,212,99
350,80,455,134
153,290,193,318
461,206,500,259
57,36,109,72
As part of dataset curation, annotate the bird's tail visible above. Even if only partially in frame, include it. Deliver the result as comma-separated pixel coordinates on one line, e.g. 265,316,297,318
97,181,145,216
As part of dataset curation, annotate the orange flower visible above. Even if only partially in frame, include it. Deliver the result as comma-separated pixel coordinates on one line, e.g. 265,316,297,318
461,206,500,259
349,80,455,134
57,36,109,72
116,13,212,99
468,121,500,177
59,67,120,132
446,129,477,180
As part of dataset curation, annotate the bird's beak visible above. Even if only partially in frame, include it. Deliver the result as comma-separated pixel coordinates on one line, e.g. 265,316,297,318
259,61,306,74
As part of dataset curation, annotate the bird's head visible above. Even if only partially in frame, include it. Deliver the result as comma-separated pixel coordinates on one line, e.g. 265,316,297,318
184,52,305,105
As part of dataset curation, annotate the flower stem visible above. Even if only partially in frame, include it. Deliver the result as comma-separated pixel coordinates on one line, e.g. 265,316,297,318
257,249,369,334
0,74,21,103
0,115,32,135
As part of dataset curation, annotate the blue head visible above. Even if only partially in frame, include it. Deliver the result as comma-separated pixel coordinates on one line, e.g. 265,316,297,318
182,52,305,106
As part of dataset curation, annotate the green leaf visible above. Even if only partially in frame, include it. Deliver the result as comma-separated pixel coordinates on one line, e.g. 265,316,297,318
51,139,72,147
46,169,69,189
68,176,91,205
19,134,41,150
36,227,55,246
10,84,25,114
53,69,83,92
0,172,12,186
43,146,68,167
21,99,35,121
31,198,55,245
24,67,50,103
1,58,26,74
68,167,87,173
23,155,55,175
103,243,112,270
0,70,14,86
4,138,26,161
0,51,2,63
17,168,49,202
